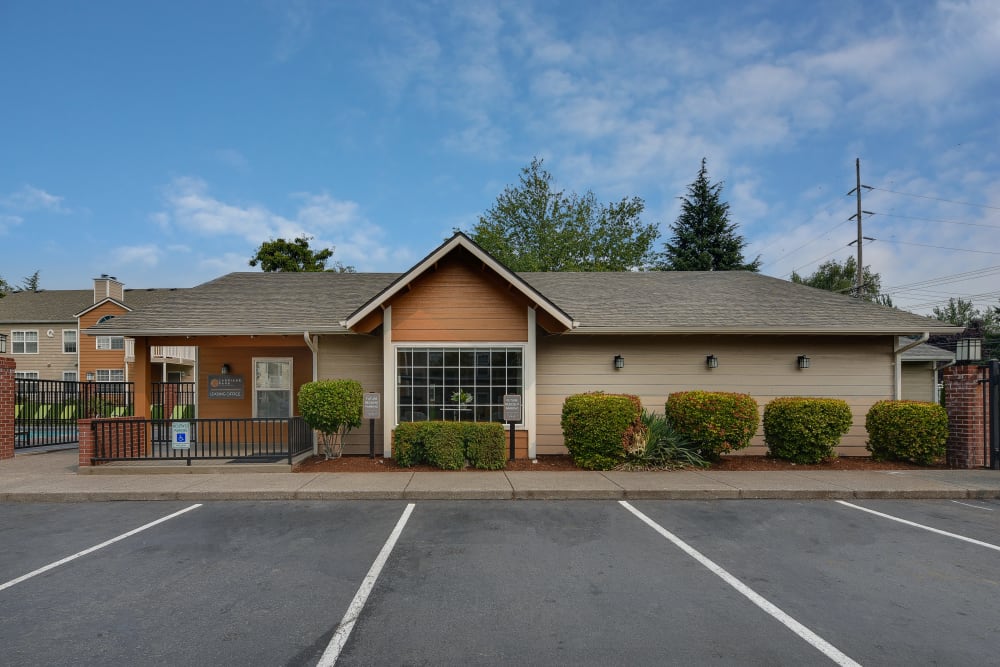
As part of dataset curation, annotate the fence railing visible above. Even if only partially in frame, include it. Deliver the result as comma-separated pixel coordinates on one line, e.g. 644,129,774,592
151,382,196,419
91,417,312,465
15,379,134,449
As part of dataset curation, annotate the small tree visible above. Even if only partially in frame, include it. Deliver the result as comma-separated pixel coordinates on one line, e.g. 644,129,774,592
249,236,355,273
298,379,364,459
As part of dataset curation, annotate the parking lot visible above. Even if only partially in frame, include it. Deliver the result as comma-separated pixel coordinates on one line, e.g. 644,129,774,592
1,499,999,666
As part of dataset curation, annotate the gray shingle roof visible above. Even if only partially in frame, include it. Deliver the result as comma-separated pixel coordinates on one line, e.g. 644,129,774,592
86,269,960,337
519,271,958,334
0,288,186,324
901,342,955,362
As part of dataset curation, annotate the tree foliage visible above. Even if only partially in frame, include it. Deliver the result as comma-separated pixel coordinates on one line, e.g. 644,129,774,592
468,157,660,271
791,256,892,306
249,236,354,273
659,159,760,271
932,297,999,337
0,275,10,298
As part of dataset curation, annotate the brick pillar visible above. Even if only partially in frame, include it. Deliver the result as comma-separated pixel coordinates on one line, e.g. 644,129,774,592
0,356,15,461
78,418,94,467
943,364,988,468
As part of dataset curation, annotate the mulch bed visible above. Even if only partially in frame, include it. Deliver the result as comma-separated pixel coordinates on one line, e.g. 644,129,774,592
293,454,947,473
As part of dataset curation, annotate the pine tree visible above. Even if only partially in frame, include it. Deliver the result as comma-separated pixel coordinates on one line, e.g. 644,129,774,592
659,159,760,271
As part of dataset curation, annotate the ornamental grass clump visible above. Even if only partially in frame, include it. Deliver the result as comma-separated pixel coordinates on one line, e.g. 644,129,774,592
617,410,709,471
763,397,853,464
561,392,642,470
664,391,759,459
866,400,948,465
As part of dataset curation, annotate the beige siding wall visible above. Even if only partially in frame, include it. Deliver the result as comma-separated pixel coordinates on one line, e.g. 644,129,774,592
1,323,78,380
318,334,385,454
901,362,935,402
536,334,895,457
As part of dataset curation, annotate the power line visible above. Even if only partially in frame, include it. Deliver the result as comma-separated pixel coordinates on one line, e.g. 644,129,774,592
878,238,1000,256
870,211,1000,230
761,216,851,269
881,264,1000,292
781,244,851,279
869,186,1000,211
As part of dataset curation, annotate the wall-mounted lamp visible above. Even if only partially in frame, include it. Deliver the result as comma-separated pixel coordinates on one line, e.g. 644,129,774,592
220,363,231,375
797,355,811,369
706,354,718,369
955,338,982,363
613,355,625,370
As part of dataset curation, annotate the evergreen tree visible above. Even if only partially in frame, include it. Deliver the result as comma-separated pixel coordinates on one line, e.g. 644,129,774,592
659,159,760,271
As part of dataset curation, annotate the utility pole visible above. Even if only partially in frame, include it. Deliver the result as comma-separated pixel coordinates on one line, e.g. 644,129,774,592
847,158,873,297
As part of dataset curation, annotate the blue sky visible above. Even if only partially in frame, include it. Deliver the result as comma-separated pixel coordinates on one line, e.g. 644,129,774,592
1,0,998,315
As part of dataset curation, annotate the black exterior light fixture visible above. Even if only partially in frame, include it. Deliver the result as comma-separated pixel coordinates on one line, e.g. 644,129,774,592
797,355,811,370
955,338,982,363
706,354,718,369
221,363,231,375
614,355,625,370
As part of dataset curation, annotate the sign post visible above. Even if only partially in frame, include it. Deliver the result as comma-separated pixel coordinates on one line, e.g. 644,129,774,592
363,393,381,459
171,421,192,467
503,394,522,461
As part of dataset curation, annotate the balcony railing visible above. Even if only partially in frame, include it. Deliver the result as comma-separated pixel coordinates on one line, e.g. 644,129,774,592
151,345,196,363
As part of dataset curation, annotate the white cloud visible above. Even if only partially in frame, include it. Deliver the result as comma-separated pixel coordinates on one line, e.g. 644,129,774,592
1,185,70,213
271,0,316,62
154,176,411,271
0,214,22,234
115,244,163,267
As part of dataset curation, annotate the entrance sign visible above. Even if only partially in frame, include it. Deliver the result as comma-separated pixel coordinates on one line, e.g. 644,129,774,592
208,374,244,399
171,421,191,450
503,394,522,423
363,393,381,420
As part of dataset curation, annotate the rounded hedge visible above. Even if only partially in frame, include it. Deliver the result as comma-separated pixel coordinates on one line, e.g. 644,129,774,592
763,397,853,464
561,392,642,470
866,400,948,465
664,391,759,459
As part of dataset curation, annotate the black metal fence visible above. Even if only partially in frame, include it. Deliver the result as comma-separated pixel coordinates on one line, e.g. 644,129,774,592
15,379,134,449
90,417,312,465
151,382,196,420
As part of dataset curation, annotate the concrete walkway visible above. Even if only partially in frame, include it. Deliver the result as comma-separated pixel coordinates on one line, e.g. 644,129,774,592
3,448,1000,501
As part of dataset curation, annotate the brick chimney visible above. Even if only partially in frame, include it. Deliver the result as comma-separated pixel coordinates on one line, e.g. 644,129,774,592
94,274,124,303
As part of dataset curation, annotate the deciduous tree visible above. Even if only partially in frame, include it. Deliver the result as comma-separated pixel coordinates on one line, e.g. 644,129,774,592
791,256,892,306
249,236,354,272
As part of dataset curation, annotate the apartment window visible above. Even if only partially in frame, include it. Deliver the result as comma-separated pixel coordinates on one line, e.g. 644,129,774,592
96,336,125,351
63,329,77,354
12,330,38,354
63,371,78,382
253,358,292,418
95,369,125,382
396,346,523,424
15,371,39,379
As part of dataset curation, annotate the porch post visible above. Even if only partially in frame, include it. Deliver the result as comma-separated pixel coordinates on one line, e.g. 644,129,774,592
382,306,393,458
942,363,988,468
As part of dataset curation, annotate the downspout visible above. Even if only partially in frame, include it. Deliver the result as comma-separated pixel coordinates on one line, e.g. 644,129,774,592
894,332,929,400
303,331,319,455
933,358,958,404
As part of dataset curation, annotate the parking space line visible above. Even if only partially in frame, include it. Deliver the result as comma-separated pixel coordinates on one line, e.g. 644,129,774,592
620,501,861,667
0,504,202,594
837,501,1000,551
318,503,416,667
950,500,994,511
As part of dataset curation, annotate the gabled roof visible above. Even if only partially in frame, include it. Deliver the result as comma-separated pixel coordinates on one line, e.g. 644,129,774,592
0,288,185,324
341,232,576,331
75,297,133,318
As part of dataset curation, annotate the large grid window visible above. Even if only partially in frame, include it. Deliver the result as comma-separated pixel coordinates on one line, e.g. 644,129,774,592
12,330,38,354
397,346,523,423
95,369,125,382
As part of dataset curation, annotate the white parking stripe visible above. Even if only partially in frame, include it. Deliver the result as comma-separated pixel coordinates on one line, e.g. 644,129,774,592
620,501,861,667
0,504,202,593
950,500,994,511
317,503,416,667
837,500,1000,551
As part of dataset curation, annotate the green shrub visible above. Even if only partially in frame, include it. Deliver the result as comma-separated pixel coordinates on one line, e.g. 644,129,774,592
463,422,507,470
393,422,427,467
664,391,759,459
298,379,364,459
619,410,709,470
763,397,853,464
423,422,466,470
561,392,642,470
866,400,948,465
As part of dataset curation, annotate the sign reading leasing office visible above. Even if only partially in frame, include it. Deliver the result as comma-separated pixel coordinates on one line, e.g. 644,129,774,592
207,374,244,399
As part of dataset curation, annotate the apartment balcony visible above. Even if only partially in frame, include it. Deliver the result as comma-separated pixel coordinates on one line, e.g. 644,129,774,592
123,339,196,364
